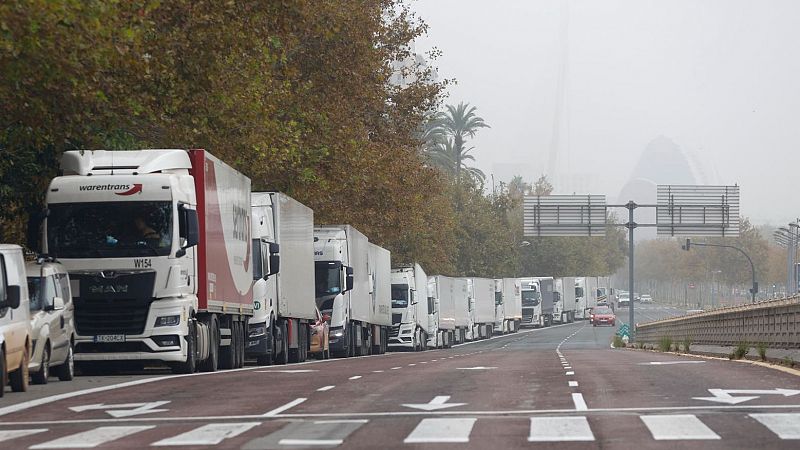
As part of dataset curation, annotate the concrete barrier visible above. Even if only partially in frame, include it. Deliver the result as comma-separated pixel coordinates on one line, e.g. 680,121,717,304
636,296,800,348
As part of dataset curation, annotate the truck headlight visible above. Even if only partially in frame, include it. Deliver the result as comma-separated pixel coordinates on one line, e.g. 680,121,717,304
331,329,344,338
249,325,267,337
155,315,180,327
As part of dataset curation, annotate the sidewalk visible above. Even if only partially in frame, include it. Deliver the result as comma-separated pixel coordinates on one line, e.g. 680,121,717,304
690,344,800,365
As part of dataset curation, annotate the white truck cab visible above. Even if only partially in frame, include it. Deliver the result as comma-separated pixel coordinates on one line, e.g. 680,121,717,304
390,264,429,351
26,259,76,384
0,244,32,395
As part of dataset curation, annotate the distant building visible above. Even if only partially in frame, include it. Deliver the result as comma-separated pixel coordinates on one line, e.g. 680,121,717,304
389,46,439,88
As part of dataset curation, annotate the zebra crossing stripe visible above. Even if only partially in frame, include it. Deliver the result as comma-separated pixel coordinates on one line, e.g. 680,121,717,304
30,426,155,449
404,418,477,443
151,423,261,446
750,413,800,439
640,415,721,440
528,417,595,442
0,429,48,443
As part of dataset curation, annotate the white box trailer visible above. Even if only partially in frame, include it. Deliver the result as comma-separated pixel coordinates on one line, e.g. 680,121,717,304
494,278,522,333
313,225,388,357
554,277,576,323
467,277,494,340
452,277,470,344
248,192,316,365
575,276,599,320
429,275,455,348
389,263,431,350
368,243,392,350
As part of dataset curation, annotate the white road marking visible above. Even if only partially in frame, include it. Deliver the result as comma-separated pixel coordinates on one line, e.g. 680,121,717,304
348,376,362,380
31,426,155,449
262,398,307,417
70,401,170,418
456,366,497,370
404,418,476,443
564,366,572,370
278,438,343,446
151,422,260,446
390,367,402,370
314,420,369,424
317,385,335,392
408,364,416,366
528,417,594,442
694,388,800,405
566,371,575,376
572,393,588,411
640,361,706,365
403,396,467,411
0,429,48,443
640,414,721,440
372,370,385,373
255,369,318,373
569,381,579,387
750,413,800,439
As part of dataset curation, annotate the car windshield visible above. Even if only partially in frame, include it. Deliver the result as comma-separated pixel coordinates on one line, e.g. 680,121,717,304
594,308,613,315
391,284,409,308
315,261,342,298
47,201,173,258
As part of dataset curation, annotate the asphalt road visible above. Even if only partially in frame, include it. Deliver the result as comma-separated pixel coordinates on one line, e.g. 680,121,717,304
1,304,799,449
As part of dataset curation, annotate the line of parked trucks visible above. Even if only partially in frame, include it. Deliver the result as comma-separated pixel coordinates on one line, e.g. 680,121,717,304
0,149,615,395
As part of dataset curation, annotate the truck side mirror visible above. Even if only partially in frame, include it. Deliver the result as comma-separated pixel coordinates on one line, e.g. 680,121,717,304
267,242,280,277
6,285,20,309
52,296,65,311
345,266,354,292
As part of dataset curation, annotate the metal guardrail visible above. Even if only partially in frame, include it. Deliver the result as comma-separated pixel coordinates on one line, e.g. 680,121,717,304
636,296,800,348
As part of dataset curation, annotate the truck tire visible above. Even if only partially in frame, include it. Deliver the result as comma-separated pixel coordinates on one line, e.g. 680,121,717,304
172,321,197,374
0,346,6,397
10,344,30,392
199,315,219,372
235,321,245,368
55,344,75,381
274,320,289,365
32,344,50,385
256,317,276,366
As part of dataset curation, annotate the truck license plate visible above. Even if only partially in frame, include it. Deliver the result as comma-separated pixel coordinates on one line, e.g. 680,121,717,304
94,334,126,343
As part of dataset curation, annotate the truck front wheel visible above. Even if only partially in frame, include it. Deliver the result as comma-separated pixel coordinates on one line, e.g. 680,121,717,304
199,316,219,372
172,321,197,374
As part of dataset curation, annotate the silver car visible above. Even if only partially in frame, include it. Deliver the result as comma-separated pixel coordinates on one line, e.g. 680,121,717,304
26,260,75,384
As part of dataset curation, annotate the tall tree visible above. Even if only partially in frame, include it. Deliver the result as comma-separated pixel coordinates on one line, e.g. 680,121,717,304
424,102,489,183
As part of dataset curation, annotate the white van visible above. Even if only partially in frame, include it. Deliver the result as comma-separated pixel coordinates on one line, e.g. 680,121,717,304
0,244,32,396
26,260,75,384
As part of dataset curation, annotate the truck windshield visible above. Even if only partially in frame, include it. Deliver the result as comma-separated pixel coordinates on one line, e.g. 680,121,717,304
522,289,540,307
47,202,173,258
315,261,341,298
391,284,409,308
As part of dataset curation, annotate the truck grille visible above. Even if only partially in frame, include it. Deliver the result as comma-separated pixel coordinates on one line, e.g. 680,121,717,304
392,313,402,325
389,325,400,338
522,311,534,323
72,271,156,336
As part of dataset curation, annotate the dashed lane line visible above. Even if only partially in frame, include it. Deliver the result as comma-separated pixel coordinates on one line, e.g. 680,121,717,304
348,376,362,380
317,386,335,392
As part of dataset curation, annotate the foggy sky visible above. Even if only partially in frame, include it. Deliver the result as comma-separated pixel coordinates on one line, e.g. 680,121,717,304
412,0,800,225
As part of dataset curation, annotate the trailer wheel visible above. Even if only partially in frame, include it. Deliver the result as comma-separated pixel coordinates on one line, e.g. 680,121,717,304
199,315,219,372
234,321,245,368
219,318,237,370
0,346,5,398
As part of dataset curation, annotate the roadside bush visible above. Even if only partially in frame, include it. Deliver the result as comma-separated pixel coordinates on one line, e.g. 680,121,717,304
659,336,673,352
612,335,625,348
682,337,693,353
783,356,795,368
733,342,750,360
756,342,768,361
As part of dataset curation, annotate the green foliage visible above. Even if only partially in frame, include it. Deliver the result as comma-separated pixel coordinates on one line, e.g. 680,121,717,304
423,102,489,183
613,335,625,348
733,342,750,359
756,342,768,361
659,336,673,352
682,337,693,353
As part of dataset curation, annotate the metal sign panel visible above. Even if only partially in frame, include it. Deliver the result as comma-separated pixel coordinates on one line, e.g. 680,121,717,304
523,195,607,237
656,185,739,237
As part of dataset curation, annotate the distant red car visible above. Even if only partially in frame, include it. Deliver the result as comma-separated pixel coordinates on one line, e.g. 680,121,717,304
591,307,616,327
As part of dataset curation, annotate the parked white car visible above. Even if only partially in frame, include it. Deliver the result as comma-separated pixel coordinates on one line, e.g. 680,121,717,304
0,244,32,396
26,259,75,384
640,294,654,304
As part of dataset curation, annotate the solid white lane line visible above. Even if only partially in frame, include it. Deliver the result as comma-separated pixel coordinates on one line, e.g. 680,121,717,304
572,393,588,411
278,438,343,446
314,420,369,424
317,385,335,392
151,422,260,446
640,415,721,440
528,417,594,442
348,376,362,380
565,371,575,376
31,426,155,449
750,413,800,439
569,381,579,387
404,418,477,443
263,398,307,417
0,429,48,443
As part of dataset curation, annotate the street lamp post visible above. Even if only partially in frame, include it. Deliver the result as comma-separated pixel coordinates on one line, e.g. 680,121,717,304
683,238,757,303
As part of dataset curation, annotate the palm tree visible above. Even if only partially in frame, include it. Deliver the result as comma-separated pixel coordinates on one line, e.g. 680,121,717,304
423,102,489,183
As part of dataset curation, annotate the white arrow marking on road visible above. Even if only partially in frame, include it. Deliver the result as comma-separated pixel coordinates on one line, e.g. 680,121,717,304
456,366,497,370
693,388,800,405
403,396,467,411
69,401,170,418
640,361,706,365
